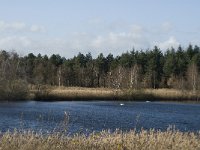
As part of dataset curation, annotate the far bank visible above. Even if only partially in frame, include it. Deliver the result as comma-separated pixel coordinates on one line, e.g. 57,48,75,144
31,86,200,102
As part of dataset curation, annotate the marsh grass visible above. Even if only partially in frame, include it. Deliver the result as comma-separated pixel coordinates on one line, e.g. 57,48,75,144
0,128,200,150
144,89,200,101
32,86,200,101
33,86,122,101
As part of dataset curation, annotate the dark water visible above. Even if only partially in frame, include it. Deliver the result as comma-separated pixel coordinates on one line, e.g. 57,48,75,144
0,101,200,133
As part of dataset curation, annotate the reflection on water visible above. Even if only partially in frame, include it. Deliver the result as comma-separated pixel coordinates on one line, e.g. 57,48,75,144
0,101,200,133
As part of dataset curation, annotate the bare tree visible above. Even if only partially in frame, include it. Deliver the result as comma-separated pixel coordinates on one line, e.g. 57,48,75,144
187,63,199,92
130,64,141,89
57,66,62,87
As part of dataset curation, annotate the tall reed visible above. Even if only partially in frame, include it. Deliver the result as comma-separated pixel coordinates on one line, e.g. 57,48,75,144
0,128,200,150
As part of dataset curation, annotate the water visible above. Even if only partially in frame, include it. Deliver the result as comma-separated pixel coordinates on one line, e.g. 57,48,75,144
0,101,200,133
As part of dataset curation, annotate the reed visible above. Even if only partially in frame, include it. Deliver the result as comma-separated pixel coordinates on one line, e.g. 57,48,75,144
32,86,200,101
0,129,200,150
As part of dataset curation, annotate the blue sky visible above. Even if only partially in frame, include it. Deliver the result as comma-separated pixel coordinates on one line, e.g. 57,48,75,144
0,0,200,57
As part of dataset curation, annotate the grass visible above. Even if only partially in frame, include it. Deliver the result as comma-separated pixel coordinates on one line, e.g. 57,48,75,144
32,86,200,101
143,89,200,101
32,86,121,101
0,129,200,150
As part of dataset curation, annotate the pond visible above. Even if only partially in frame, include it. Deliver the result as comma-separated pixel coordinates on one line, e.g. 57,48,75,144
0,101,200,133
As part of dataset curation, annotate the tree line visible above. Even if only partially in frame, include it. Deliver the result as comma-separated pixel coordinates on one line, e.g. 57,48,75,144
0,44,200,99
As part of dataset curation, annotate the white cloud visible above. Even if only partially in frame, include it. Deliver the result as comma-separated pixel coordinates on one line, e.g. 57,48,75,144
90,36,103,48
0,21,26,31
157,36,179,50
0,36,32,52
161,22,173,32
0,36,68,56
0,27,150,57
0,34,180,58
0,20,46,33
148,22,174,35
0,21,187,57
130,24,144,34
0,23,151,57
30,25,46,32
88,18,103,25
89,29,150,55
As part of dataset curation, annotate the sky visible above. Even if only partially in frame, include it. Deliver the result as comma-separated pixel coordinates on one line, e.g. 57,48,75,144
0,0,200,58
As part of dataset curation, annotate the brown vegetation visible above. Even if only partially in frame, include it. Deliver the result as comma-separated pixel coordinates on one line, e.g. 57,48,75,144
0,129,200,150
32,86,200,101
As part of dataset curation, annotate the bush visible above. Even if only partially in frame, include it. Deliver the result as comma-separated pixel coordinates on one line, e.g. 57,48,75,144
0,79,29,101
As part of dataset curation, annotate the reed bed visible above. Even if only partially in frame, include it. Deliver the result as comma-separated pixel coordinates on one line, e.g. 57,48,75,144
51,87,118,98
33,86,200,101
0,129,200,150
144,89,200,101
33,86,123,100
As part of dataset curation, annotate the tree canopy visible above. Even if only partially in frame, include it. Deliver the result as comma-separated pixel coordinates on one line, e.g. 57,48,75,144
0,44,200,92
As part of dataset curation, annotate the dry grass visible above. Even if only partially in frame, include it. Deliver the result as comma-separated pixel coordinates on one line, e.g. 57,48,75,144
0,129,200,150
32,86,200,101
51,87,117,98
33,86,123,101
144,89,200,101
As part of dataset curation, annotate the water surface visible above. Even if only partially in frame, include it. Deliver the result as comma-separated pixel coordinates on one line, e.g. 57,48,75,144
0,101,200,133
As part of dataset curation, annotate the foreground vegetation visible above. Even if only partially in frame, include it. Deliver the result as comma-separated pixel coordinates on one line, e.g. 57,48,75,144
1,129,200,150
33,86,200,101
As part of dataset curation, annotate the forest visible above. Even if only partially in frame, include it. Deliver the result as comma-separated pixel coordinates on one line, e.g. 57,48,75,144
0,44,200,100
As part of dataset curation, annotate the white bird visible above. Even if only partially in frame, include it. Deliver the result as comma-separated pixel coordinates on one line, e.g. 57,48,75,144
120,103,124,106
64,111,68,116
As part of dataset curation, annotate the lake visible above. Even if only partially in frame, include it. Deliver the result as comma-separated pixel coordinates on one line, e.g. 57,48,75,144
0,101,200,134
